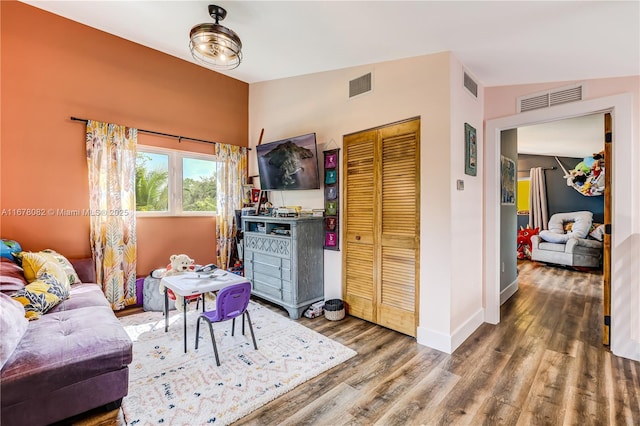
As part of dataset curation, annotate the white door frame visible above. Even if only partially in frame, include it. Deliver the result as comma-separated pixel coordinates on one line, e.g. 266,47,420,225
484,93,639,361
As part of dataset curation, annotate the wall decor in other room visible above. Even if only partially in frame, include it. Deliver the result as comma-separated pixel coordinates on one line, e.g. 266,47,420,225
501,155,516,205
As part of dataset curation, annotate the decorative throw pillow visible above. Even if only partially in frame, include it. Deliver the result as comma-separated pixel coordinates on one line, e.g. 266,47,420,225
13,251,70,291
589,224,605,242
10,272,69,320
0,292,29,368
40,249,81,285
1,239,22,261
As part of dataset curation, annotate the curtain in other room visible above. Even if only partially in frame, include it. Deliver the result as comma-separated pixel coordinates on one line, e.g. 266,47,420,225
216,144,247,269
529,167,549,230
86,120,137,310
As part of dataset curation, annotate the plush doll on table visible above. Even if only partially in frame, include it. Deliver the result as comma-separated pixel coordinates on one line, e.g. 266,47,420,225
158,254,196,312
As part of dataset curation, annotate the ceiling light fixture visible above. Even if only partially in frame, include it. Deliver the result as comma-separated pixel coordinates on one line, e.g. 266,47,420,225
189,4,242,70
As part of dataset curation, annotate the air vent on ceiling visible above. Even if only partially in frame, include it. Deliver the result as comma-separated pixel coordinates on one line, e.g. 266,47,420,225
349,72,372,98
517,83,583,112
463,72,478,98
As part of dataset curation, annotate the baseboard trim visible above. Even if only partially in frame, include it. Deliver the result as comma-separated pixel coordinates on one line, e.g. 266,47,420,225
500,279,519,305
417,308,484,354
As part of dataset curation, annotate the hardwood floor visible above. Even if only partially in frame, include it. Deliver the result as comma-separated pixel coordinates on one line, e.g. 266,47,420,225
237,261,640,426
79,261,639,425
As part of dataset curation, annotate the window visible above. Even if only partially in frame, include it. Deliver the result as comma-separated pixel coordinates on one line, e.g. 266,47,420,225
136,146,217,216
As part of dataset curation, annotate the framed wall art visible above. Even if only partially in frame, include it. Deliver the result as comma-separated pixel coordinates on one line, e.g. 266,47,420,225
464,123,477,176
501,155,516,205
323,148,340,251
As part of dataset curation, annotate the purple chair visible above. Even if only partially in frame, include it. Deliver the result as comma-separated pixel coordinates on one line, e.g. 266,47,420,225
195,281,258,365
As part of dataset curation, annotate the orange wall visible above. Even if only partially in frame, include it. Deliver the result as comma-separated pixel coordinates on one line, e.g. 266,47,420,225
0,1,248,274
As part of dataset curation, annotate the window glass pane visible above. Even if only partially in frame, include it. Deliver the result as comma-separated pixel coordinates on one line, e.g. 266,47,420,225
182,157,217,212
136,152,169,212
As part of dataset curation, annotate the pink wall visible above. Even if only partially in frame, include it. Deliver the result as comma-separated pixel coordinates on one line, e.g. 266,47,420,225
0,1,248,274
484,76,639,120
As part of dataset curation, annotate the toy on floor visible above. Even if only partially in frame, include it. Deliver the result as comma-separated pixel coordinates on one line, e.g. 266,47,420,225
517,225,539,260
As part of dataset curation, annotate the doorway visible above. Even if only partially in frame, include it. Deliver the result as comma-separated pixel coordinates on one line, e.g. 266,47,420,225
484,94,638,361
510,114,608,341
514,113,606,264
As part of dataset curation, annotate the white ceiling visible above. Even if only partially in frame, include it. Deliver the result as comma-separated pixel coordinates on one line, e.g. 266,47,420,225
21,1,639,86
19,1,637,157
517,113,604,158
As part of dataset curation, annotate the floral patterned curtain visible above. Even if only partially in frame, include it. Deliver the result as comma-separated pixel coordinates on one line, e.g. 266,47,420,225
86,120,137,310
216,144,247,269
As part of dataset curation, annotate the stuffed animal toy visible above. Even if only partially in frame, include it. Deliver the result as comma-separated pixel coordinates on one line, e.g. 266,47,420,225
517,225,539,260
158,254,195,312
157,254,217,312
590,150,605,178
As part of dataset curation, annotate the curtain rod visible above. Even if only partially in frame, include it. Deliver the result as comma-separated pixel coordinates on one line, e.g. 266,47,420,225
70,116,250,150
518,166,556,172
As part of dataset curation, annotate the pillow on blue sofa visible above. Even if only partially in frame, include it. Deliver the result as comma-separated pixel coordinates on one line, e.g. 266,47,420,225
11,272,69,320
0,292,28,368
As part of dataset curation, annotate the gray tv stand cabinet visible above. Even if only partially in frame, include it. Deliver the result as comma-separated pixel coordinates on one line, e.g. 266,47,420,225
242,216,324,319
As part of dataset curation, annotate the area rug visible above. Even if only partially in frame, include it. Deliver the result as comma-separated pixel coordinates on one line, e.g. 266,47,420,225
120,301,356,425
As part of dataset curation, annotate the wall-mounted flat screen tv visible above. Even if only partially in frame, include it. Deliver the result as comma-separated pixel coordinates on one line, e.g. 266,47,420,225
256,133,320,191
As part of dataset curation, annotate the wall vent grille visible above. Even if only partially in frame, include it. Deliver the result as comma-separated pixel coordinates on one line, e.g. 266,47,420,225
518,84,583,112
349,73,372,98
463,72,478,98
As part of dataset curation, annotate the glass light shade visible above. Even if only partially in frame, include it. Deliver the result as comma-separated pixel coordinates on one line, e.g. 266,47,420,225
189,23,242,70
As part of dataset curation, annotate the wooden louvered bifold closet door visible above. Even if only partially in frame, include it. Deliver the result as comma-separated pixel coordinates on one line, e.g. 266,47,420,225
343,130,377,322
343,118,420,337
378,123,419,336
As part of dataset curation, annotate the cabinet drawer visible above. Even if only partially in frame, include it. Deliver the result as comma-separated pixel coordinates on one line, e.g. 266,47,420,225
250,252,291,280
254,273,283,289
253,278,281,299
253,278,293,303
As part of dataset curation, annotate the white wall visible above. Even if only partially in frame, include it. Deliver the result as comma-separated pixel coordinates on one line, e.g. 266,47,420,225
249,52,485,353
442,57,485,349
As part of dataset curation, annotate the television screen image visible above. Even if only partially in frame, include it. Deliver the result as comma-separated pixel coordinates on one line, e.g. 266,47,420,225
256,133,320,191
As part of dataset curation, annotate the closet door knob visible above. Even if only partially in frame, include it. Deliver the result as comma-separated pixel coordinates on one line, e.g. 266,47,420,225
355,235,361,241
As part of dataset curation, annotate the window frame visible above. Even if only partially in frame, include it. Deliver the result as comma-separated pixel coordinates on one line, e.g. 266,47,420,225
136,145,218,217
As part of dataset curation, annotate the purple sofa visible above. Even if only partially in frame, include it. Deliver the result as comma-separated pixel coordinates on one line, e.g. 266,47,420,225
0,257,133,426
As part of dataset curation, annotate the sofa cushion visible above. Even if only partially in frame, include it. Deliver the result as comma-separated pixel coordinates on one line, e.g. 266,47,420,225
538,242,567,252
0,304,133,409
69,258,96,284
48,283,111,313
0,293,29,370
0,258,27,295
41,249,81,285
11,273,70,320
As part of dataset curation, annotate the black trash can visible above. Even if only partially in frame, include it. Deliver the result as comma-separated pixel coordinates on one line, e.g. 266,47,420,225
324,299,345,321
